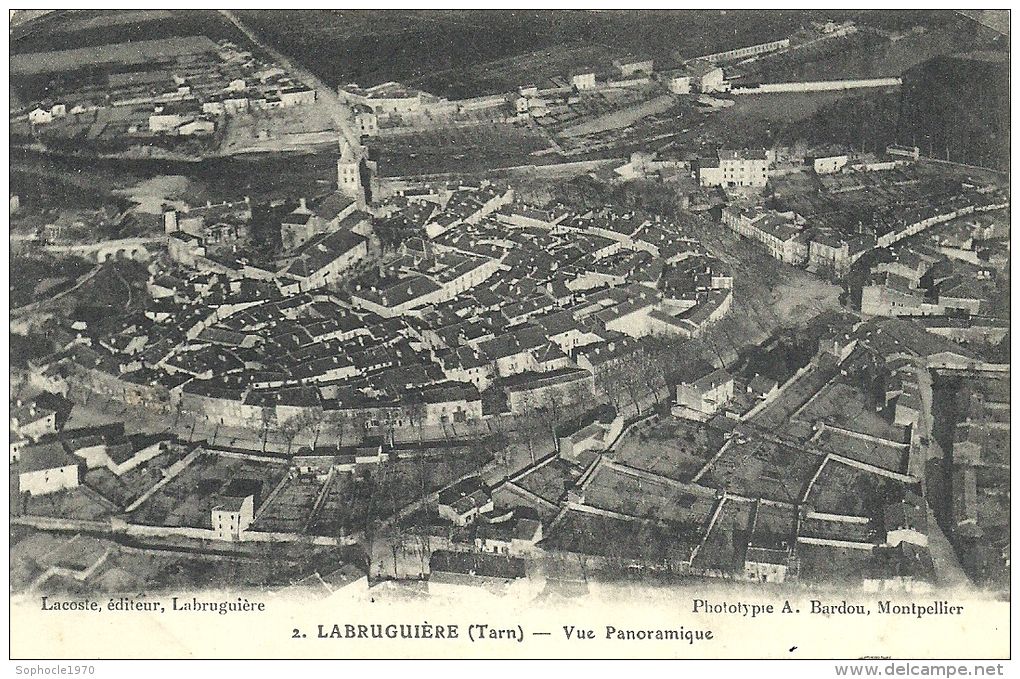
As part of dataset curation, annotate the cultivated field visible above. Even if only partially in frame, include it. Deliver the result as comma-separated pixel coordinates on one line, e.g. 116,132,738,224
804,459,907,517
814,428,909,474
583,465,716,526
690,498,752,574
541,508,700,567
699,436,825,503
801,380,908,443
749,363,837,430
375,123,555,176
250,475,326,534
128,453,289,529
17,486,112,521
219,102,339,155
307,456,481,537
560,94,676,138
796,542,873,585
10,35,217,76
514,457,583,506
613,417,723,481
799,517,876,543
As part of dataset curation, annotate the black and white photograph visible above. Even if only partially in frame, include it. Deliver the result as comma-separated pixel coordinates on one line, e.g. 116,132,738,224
7,7,1012,666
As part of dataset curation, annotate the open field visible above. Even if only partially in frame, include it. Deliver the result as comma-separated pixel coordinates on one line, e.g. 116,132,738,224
11,10,246,56
677,89,891,152
613,417,722,481
375,122,555,177
749,17,1000,83
10,256,95,309
237,10,846,96
234,10,953,98
417,44,629,98
11,35,218,76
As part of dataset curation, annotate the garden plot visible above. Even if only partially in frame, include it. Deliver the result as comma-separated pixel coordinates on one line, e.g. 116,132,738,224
582,465,716,528
613,418,723,481
699,436,824,504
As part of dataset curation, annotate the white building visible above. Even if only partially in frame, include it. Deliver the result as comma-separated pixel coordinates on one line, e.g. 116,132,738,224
353,105,378,137
613,57,654,77
811,148,850,175
10,401,58,441
18,443,81,496
667,74,692,94
699,148,770,188
743,546,791,583
570,71,597,91
884,498,929,548
212,494,255,541
674,368,734,417
686,61,727,93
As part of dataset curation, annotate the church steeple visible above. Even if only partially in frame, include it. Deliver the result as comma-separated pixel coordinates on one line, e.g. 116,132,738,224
338,139,361,199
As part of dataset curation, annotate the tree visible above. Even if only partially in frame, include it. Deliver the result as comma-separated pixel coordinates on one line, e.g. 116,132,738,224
407,398,428,445
618,358,645,416
537,392,564,451
360,472,381,582
599,370,625,413
637,352,668,409
515,392,540,466
334,413,347,449
489,415,513,480
279,409,323,455
259,405,277,454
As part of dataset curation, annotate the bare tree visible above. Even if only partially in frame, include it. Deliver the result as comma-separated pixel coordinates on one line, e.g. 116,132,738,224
515,392,540,466
279,409,323,455
406,398,428,445
489,414,513,480
599,369,625,412
259,405,276,454
636,352,666,409
619,361,644,416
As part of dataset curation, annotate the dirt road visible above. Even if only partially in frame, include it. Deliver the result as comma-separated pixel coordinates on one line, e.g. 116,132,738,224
218,10,360,151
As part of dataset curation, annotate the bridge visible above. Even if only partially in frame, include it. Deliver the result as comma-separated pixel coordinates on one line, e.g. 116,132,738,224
41,237,161,262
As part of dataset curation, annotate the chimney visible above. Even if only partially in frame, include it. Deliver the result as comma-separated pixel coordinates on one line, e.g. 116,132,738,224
299,197,307,211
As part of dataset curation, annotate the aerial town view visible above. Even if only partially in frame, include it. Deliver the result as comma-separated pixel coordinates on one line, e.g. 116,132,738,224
8,8,1010,640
